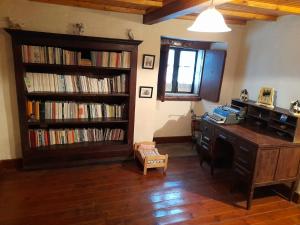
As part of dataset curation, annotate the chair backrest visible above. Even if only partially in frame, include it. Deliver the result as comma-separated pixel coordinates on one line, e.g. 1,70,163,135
134,141,156,151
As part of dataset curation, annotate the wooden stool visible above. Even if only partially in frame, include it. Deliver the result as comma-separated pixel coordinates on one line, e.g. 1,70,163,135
134,141,168,175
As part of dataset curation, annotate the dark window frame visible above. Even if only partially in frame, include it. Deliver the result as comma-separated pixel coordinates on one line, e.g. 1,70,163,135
165,47,199,94
157,38,227,102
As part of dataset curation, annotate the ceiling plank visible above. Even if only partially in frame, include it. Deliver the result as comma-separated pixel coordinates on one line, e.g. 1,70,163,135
179,14,247,25
113,0,163,7
218,9,277,21
31,0,146,14
143,0,232,25
230,0,300,15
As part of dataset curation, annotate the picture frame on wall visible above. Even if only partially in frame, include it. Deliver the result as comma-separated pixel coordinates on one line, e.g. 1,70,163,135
139,86,153,98
142,54,155,69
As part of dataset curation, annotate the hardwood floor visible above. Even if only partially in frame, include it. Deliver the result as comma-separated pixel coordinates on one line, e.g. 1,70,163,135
0,156,300,225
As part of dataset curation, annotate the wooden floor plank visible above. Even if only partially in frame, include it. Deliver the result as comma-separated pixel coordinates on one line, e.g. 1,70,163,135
0,156,299,225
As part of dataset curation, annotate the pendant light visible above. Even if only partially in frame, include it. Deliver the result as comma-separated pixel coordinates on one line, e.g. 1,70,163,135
187,0,231,33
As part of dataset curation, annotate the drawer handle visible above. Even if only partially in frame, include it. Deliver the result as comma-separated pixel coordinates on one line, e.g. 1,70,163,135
237,157,248,165
203,136,210,142
235,162,249,174
240,146,249,153
235,167,246,176
219,134,227,140
201,144,209,150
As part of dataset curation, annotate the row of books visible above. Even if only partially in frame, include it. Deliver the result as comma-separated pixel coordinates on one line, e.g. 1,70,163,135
27,100,125,120
91,51,131,68
21,45,131,68
22,45,80,65
24,73,126,93
28,128,125,148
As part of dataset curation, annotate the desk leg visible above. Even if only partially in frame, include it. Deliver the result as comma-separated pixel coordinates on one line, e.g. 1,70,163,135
289,181,297,201
210,161,214,176
247,187,254,210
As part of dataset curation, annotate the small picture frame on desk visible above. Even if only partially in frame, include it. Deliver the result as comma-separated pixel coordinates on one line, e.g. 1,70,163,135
256,87,275,109
142,54,155,69
139,86,153,98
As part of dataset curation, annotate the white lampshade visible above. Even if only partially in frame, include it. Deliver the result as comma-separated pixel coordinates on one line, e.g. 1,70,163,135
188,6,231,33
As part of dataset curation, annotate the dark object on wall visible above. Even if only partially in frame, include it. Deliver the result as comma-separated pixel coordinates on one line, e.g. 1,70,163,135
139,86,153,98
142,54,155,69
6,28,142,169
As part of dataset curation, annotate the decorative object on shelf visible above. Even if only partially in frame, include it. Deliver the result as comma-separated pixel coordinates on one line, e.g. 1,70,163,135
187,0,231,33
127,29,134,40
142,54,155,69
256,87,275,109
289,100,300,116
6,17,23,30
190,109,196,120
240,89,248,102
280,114,288,123
139,86,153,98
72,23,84,35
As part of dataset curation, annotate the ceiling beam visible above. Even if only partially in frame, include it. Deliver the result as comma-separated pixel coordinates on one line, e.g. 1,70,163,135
230,0,300,15
30,0,146,14
179,14,247,25
143,0,232,25
218,9,277,21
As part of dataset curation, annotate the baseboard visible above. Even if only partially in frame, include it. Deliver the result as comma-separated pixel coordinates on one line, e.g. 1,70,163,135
0,158,22,170
153,136,192,144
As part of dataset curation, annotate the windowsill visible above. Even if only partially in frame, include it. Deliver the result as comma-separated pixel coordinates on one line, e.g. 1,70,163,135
162,93,201,101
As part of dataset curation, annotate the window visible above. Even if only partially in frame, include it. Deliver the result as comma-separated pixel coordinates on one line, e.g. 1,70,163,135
157,38,227,102
166,48,204,94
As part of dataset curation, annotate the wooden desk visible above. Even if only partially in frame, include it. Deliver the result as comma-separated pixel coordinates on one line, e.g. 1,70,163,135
196,118,300,209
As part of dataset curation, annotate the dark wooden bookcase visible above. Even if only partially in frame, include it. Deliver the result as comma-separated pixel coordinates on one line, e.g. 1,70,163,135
6,29,142,169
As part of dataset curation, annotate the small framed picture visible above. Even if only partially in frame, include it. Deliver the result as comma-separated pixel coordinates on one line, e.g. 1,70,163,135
139,86,153,98
257,87,275,108
142,54,155,69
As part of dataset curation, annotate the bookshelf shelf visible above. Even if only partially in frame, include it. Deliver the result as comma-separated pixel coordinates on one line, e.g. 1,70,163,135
247,113,269,122
28,141,127,152
268,123,295,137
26,92,130,98
27,118,129,126
6,29,142,169
270,118,297,128
24,63,131,74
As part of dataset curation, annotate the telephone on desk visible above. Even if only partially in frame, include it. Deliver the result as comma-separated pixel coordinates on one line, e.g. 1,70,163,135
205,105,245,124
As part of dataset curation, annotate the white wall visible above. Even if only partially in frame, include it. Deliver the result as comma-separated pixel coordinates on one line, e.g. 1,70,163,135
0,0,245,160
234,16,300,108
235,16,300,192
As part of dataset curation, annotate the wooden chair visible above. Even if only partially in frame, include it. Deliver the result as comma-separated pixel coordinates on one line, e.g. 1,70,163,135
134,141,168,175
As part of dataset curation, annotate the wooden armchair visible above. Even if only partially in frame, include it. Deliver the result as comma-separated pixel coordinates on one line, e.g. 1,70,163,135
134,141,168,175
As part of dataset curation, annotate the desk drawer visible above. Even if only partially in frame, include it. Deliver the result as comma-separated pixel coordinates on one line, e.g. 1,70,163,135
215,128,236,143
200,121,213,137
233,162,251,181
235,140,257,170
